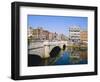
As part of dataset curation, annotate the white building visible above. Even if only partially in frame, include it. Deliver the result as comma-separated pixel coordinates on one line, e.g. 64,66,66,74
69,25,80,43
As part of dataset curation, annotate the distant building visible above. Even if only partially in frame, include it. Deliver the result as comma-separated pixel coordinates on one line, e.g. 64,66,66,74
27,27,33,38
32,27,42,40
31,27,50,40
53,32,58,40
80,31,87,43
69,25,80,43
42,30,49,40
57,34,67,41
49,32,54,41
60,34,68,41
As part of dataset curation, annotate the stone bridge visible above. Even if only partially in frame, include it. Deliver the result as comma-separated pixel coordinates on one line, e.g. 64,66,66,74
29,40,68,58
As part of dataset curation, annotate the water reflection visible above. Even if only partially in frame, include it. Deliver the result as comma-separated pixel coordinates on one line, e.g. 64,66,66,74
41,48,87,66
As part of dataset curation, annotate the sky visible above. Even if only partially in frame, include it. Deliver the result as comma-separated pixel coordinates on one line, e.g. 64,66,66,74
28,15,88,36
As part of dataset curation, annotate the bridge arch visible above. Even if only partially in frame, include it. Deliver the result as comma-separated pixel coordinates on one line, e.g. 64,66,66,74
43,40,68,58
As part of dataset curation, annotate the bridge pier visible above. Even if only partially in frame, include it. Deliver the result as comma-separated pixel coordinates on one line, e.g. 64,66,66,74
43,41,50,58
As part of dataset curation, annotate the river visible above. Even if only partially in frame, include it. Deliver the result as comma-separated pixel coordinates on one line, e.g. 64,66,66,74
38,49,87,66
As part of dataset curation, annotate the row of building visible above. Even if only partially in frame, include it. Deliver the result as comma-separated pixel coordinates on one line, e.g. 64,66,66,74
28,27,67,41
28,25,87,44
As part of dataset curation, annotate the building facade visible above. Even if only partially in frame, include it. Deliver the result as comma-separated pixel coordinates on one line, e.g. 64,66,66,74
32,27,48,40
69,25,80,43
80,31,87,43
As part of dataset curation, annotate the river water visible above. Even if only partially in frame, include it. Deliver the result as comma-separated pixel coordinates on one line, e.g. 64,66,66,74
53,51,87,65
40,49,87,66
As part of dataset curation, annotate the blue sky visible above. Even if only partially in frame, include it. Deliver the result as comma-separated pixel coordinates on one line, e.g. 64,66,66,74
28,15,88,36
